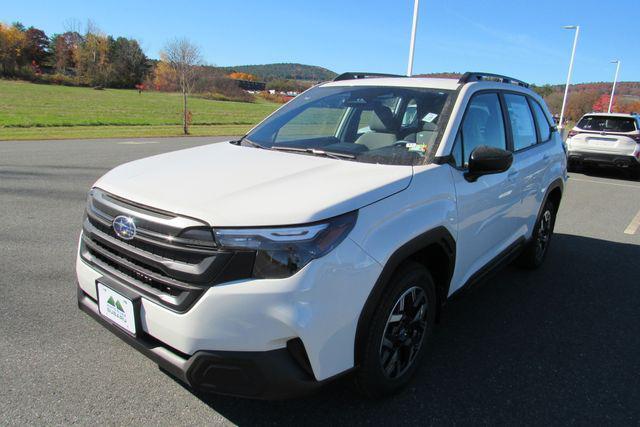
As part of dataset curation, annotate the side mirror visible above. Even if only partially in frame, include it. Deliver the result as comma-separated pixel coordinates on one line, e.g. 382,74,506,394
464,145,513,182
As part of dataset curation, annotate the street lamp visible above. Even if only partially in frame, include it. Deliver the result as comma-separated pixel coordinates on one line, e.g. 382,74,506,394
608,59,621,113
559,25,580,129
407,0,420,76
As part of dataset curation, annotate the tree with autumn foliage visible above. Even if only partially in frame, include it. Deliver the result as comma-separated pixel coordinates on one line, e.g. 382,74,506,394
151,53,179,91
592,94,640,114
50,31,82,73
0,23,27,74
75,24,112,86
593,94,614,113
1,19,150,88
24,27,50,65
228,72,258,81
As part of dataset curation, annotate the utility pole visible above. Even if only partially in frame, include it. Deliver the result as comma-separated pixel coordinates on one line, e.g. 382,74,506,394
608,60,621,113
407,0,420,76
559,25,580,129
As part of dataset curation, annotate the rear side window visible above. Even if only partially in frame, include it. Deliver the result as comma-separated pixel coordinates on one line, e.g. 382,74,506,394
577,116,637,133
504,94,536,151
453,92,507,167
530,100,551,142
401,99,418,127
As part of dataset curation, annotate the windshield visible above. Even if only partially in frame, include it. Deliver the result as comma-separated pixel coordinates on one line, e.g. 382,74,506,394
245,85,453,166
577,116,637,133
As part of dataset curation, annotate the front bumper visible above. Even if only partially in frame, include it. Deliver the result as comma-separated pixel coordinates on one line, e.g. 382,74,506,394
568,150,640,168
76,236,381,397
78,286,324,399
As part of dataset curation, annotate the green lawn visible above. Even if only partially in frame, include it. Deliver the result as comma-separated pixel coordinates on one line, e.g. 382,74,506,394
0,80,279,140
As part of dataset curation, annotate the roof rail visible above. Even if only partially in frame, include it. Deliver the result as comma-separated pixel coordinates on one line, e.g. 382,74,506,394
458,72,529,88
333,72,405,81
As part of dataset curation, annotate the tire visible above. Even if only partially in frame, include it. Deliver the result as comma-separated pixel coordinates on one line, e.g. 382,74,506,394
625,167,640,180
516,198,557,269
355,261,437,398
567,159,580,173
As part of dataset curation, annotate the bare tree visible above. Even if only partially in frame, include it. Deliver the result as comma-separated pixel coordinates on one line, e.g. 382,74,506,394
163,38,202,135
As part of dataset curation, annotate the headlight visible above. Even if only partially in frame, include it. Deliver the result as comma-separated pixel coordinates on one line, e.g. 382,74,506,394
213,211,357,279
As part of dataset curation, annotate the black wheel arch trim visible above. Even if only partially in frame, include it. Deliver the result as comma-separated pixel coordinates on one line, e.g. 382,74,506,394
354,226,455,366
537,178,564,224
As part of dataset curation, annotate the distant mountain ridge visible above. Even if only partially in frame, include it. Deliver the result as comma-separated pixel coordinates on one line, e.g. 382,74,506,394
218,63,337,82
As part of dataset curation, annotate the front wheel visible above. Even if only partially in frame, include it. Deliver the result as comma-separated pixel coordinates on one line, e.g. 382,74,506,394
516,199,557,269
355,262,437,398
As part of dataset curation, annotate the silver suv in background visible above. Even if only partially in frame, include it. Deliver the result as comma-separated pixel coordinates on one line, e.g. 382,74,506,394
566,113,640,176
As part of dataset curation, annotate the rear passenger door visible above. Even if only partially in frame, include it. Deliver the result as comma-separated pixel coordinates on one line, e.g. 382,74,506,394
449,92,522,292
503,93,552,236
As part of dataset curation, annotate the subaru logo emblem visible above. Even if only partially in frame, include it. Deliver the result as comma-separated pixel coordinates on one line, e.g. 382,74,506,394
113,215,136,240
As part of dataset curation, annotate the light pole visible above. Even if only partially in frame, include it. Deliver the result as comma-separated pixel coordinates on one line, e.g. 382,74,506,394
608,59,621,113
407,0,420,76
559,25,580,129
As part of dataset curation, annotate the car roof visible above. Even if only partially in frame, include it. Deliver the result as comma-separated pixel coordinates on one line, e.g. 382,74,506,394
582,112,638,118
321,77,461,91
319,77,540,97
321,72,534,93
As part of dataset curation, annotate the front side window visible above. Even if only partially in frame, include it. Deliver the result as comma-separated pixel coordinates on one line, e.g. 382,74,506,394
577,116,637,133
246,86,453,166
453,93,507,167
504,94,537,151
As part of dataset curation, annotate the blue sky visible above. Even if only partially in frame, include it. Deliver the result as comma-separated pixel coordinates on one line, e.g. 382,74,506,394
3,0,637,85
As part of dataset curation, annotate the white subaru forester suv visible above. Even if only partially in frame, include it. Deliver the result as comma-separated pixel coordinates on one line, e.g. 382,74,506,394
76,72,567,399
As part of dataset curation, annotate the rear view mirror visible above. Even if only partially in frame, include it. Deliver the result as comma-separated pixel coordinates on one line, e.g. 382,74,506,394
465,145,513,182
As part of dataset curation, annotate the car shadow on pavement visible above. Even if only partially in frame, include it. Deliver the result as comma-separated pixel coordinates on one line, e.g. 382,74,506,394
571,165,640,182
182,233,640,425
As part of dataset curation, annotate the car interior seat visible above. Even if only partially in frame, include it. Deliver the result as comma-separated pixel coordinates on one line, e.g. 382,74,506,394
354,105,398,150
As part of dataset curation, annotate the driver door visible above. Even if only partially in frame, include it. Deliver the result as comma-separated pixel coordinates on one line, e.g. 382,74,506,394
448,92,522,293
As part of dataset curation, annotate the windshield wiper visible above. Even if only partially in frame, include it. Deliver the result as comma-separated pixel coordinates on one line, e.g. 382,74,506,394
241,138,270,150
272,146,355,160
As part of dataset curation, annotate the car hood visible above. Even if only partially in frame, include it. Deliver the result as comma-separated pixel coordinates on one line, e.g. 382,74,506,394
94,142,413,226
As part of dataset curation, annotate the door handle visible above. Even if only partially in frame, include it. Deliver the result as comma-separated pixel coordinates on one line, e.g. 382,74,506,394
542,153,550,162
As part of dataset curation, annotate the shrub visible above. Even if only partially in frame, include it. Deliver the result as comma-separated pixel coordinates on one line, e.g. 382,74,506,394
257,91,288,104
199,91,254,103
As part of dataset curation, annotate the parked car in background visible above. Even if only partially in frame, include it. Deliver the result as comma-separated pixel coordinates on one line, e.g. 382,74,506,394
76,71,567,399
566,113,640,176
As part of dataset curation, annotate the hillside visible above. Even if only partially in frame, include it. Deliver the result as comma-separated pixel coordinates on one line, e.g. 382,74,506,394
218,63,337,81
0,80,278,140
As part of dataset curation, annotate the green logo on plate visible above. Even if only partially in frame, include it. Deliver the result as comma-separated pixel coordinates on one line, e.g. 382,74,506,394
107,295,124,313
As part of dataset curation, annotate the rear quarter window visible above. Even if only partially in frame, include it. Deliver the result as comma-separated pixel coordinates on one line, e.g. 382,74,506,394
530,100,551,142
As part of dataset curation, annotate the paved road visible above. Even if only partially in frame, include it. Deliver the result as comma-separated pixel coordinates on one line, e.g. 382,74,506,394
1,137,639,425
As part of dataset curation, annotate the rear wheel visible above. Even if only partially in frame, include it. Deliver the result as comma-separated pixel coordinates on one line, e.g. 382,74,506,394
355,262,436,398
516,199,557,269
567,159,581,173
625,166,640,180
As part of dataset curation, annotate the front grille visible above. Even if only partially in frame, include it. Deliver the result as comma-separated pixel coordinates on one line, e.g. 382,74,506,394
80,188,254,311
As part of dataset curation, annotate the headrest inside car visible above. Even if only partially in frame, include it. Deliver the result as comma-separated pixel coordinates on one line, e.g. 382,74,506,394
369,105,397,133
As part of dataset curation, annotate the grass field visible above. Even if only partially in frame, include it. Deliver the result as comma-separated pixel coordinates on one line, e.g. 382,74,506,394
0,80,279,140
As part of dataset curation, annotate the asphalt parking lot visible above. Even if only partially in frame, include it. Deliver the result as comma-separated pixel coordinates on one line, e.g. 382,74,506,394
1,137,639,425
